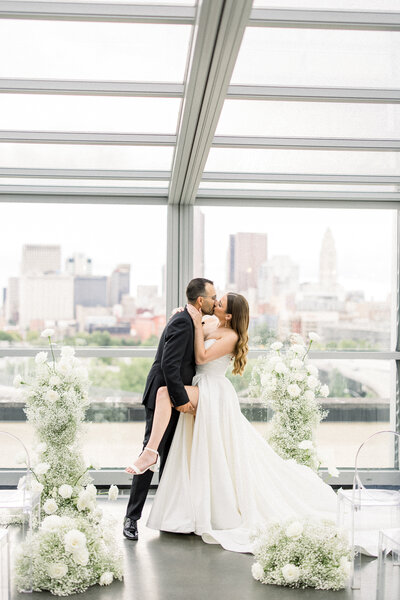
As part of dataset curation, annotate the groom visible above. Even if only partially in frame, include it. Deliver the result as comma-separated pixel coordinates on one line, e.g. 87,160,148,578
123,277,217,540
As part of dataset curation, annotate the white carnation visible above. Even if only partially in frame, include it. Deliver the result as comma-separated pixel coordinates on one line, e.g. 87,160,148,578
290,359,303,369
308,331,321,342
281,563,300,583
287,384,301,398
45,389,59,403
72,547,89,566
270,341,283,351
306,376,319,389
100,572,114,586
31,479,44,494
77,490,92,511
13,374,23,387
294,372,305,382
35,462,50,475
64,529,87,553
49,375,61,387
274,362,288,374
41,515,63,531
251,562,264,581
108,484,119,501
285,521,304,538
61,346,75,358
291,344,305,355
298,440,313,450
47,562,68,579
36,442,47,454
304,390,315,401
86,483,97,499
35,351,48,365
41,328,54,338
320,384,329,397
43,498,58,515
58,484,73,499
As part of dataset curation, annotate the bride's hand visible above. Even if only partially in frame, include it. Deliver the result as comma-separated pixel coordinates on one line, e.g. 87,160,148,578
186,304,202,327
170,306,184,319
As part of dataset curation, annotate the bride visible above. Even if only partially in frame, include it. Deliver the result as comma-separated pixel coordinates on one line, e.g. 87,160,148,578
142,292,337,553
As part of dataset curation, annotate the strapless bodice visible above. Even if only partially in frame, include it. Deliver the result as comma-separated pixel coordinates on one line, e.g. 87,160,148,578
194,338,232,378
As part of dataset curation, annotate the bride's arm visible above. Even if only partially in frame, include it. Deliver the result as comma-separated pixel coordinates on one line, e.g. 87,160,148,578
187,305,238,365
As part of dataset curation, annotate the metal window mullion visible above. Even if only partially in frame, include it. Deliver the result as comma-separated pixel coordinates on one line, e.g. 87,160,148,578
0,185,168,196
195,196,400,210
166,204,180,317
0,193,167,205
212,135,400,151
0,168,171,180
0,79,184,97
227,85,400,104
196,189,400,201
202,172,400,185
395,210,400,468
179,205,193,305
0,131,176,146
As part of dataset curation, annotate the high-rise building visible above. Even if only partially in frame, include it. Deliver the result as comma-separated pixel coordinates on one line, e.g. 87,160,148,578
319,228,337,291
21,244,61,275
5,277,19,324
193,208,205,278
19,274,74,329
227,232,268,292
74,276,108,313
258,256,299,304
66,253,92,276
109,264,130,306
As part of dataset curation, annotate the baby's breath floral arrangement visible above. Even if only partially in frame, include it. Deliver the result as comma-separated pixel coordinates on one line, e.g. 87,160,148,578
250,332,330,472
13,329,123,596
251,519,351,590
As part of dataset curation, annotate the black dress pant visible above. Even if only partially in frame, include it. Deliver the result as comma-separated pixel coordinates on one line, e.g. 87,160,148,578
125,405,180,521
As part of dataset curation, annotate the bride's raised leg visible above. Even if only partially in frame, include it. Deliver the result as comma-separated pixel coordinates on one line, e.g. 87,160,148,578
125,385,198,475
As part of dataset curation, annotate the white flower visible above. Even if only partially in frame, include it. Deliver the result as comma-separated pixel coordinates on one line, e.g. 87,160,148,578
88,458,101,471
304,390,315,401
35,351,48,365
45,389,59,403
274,362,288,374
320,384,329,397
328,465,340,478
298,440,314,450
251,562,264,581
289,333,305,345
15,451,27,465
108,484,119,501
43,498,58,515
340,556,351,576
77,490,92,511
47,562,68,579
309,331,321,342
100,572,114,586
290,358,303,369
72,547,89,566
307,364,318,377
281,563,300,583
93,508,103,523
61,346,75,358
31,479,44,494
291,344,305,355
49,375,61,387
36,442,47,454
35,462,50,475
13,374,23,387
294,372,305,382
86,483,97,499
41,328,54,338
306,376,319,389
64,529,87,553
41,515,63,531
285,521,304,538
287,384,301,398
271,341,283,351
268,355,282,365
58,484,73,499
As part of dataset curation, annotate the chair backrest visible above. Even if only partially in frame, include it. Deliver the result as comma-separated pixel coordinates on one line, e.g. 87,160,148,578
353,430,400,501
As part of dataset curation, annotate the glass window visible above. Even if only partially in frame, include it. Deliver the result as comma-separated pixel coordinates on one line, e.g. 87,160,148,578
231,27,400,88
194,206,395,351
0,203,167,346
0,21,192,82
216,100,400,139
0,95,182,135
253,0,400,9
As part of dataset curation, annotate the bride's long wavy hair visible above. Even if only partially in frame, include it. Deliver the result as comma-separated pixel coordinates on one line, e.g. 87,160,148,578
226,293,249,376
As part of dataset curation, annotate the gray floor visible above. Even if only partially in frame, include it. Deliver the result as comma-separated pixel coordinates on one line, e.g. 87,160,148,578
7,496,398,600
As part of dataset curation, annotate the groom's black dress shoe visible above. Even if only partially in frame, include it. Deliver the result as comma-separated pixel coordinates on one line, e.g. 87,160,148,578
123,517,138,541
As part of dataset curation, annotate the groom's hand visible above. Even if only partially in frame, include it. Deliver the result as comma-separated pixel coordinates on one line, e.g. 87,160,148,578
175,401,196,416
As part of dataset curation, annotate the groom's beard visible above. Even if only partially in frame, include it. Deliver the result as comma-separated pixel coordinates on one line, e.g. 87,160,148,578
202,306,215,316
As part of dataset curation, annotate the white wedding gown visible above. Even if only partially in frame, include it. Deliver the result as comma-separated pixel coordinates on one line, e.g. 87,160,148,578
147,339,339,553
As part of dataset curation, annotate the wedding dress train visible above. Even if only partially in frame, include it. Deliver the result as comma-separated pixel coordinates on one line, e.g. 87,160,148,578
147,339,339,553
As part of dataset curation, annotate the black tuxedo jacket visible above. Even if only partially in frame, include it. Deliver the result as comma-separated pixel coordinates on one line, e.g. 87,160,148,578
141,307,196,410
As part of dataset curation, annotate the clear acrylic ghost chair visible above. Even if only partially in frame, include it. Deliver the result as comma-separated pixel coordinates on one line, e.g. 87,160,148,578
0,527,10,600
376,528,400,600
337,431,400,590
0,431,41,593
